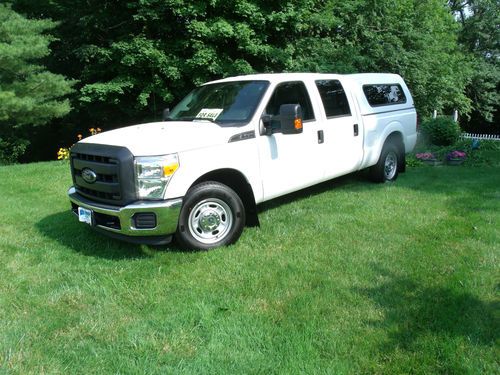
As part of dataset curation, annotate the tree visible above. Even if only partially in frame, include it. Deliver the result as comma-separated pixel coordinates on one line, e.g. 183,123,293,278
11,0,476,160
0,4,74,163
289,0,473,117
449,0,499,129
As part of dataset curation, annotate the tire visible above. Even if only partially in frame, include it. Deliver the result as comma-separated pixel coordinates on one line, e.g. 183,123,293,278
370,143,400,183
175,181,246,250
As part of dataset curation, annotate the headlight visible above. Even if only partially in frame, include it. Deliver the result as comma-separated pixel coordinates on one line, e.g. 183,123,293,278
134,154,179,199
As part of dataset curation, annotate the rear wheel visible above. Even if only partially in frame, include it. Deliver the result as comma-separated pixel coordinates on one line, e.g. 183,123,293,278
176,182,245,250
370,143,400,182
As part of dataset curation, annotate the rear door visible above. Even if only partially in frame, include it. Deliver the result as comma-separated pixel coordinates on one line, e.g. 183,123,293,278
314,79,363,178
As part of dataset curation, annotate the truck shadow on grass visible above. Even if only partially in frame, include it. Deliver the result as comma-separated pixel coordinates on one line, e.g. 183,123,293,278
258,171,369,213
36,210,180,259
356,267,499,370
261,165,499,219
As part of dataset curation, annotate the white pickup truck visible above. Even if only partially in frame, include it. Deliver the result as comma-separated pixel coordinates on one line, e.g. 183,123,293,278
68,73,417,249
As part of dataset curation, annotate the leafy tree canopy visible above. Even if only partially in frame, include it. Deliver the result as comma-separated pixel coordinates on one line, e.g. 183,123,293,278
11,0,499,162
12,0,473,128
449,0,499,124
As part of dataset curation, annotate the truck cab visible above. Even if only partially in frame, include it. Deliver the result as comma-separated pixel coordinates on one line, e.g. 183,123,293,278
68,73,417,250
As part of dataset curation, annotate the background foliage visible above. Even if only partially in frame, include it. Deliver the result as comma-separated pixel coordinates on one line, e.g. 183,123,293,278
449,0,499,132
0,4,74,163
420,117,462,146
2,0,499,162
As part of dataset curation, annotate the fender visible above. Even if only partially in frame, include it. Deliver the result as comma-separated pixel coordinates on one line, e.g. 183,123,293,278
164,139,263,203
361,108,415,170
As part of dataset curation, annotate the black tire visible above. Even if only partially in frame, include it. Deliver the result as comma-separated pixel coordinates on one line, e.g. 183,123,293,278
370,143,400,183
175,181,246,250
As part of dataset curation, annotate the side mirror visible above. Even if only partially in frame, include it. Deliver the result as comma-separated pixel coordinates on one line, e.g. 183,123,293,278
280,104,303,134
162,108,170,121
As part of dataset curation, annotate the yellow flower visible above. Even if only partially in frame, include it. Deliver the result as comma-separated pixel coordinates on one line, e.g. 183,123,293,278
57,147,69,160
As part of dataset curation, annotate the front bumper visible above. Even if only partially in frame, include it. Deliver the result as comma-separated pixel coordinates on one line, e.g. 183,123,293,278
68,187,182,245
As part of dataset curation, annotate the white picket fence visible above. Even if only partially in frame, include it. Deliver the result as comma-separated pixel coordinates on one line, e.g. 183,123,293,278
461,132,500,141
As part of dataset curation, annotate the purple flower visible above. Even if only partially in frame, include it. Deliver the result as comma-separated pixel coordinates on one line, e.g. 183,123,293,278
447,150,466,160
416,152,435,160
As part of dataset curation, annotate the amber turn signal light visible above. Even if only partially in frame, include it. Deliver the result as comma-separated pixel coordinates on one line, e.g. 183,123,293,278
294,118,303,130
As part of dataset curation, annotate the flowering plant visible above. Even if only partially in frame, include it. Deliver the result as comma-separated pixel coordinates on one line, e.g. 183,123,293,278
415,152,436,160
57,147,70,160
56,127,103,160
446,150,466,160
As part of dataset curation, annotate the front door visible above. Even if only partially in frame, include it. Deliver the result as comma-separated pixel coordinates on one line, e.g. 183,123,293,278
257,81,323,200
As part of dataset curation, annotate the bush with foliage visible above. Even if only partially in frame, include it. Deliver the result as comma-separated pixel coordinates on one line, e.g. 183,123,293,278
0,136,29,165
420,117,462,146
11,0,473,157
0,4,74,164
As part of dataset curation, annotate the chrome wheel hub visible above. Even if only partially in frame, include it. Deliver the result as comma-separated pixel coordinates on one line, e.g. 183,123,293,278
199,210,221,231
188,198,233,244
384,151,397,180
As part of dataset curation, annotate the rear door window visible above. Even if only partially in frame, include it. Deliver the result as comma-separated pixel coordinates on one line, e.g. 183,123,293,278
315,80,351,118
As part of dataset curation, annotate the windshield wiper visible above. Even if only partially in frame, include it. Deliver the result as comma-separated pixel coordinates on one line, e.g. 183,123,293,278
175,116,218,123
193,117,217,123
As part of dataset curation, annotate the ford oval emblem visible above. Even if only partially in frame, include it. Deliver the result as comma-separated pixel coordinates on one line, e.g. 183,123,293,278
81,168,97,184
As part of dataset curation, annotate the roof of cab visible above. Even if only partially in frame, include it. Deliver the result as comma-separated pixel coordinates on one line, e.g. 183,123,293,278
207,72,341,84
206,72,404,85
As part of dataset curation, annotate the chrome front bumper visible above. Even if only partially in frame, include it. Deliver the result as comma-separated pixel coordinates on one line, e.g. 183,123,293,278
68,187,182,241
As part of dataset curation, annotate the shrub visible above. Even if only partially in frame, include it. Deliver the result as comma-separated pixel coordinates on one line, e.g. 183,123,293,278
0,137,29,165
420,117,461,146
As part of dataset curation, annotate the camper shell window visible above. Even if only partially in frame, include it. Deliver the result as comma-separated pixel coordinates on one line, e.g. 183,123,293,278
363,84,406,107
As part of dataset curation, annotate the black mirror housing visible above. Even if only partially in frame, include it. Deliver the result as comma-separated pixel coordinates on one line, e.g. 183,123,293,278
261,114,273,136
279,104,303,134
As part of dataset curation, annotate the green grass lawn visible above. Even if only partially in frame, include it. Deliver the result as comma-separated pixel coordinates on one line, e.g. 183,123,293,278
0,160,498,374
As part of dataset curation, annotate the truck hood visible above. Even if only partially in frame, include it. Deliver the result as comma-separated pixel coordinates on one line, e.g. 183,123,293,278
80,121,236,156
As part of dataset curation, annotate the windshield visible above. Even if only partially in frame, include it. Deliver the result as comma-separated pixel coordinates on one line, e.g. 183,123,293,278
167,80,269,125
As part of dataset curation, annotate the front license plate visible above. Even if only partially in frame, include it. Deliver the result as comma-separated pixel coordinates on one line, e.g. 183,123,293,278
78,207,93,225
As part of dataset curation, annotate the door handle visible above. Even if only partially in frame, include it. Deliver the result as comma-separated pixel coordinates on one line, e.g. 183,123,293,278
317,130,324,144
353,124,359,136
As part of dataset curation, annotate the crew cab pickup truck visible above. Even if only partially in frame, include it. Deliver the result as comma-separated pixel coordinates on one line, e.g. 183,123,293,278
68,73,417,250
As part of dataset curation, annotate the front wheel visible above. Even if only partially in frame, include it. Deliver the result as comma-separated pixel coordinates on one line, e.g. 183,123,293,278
370,143,400,182
176,182,246,250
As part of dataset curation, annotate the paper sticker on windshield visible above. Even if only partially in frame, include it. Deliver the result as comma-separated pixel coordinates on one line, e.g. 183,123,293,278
196,108,223,121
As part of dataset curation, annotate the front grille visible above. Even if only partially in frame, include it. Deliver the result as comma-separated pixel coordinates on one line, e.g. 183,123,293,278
70,143,136,205
74,153,113,164
77,186,118,201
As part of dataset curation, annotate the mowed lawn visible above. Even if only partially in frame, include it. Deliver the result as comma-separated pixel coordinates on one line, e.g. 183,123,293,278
0,160,498,374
